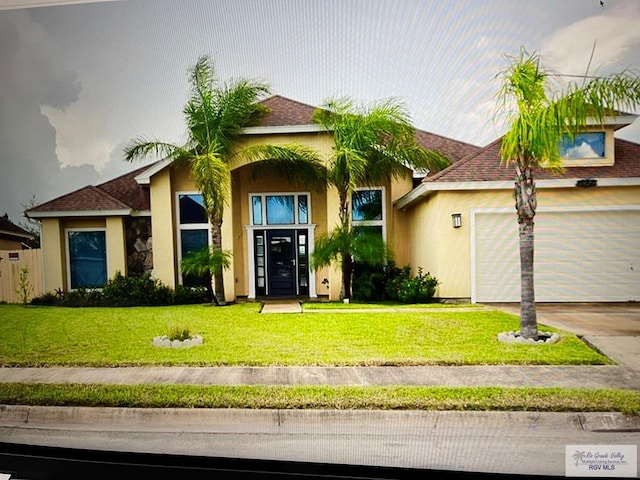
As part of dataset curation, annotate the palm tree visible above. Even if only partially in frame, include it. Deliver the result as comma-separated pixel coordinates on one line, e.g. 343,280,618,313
124,55,269,305
497,48,640,339
125,56,327,305
311,98,450,299
179,246,232,302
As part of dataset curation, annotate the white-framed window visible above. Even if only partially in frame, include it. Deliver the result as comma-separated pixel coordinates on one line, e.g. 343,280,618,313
65,228,107,289
250,192,310,226
176,192,210,286
351,187,386,241
559,132,605,159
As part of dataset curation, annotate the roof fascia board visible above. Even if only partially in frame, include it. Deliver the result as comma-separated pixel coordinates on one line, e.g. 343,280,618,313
135,157,173,185
26,209,132,219
395,177,640,210
587,114,638,129
0,229,32,239
242,125,329,135
131,210,152,217
134,126,331,184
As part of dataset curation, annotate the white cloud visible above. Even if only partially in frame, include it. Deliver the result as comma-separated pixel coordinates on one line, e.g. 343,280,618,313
563,142,600,159
542,2,640,75
40,102,114,171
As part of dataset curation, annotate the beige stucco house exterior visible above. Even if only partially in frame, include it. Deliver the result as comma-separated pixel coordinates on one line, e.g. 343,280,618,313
26,96,640,303
25,96,477,302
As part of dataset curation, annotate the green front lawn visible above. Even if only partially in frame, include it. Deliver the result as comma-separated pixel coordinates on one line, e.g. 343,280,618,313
0,302,610,367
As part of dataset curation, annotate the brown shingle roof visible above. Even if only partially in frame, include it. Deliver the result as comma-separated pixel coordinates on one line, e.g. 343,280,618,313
415,130,479,164
27,164,151,215
425,137,640,183
258,95,317,126
258,95,480,162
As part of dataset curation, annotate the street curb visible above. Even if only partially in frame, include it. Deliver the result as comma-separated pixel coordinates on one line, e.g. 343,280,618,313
1,405,638,432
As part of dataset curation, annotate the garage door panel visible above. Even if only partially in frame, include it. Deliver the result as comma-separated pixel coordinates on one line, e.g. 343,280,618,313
475,209,640,303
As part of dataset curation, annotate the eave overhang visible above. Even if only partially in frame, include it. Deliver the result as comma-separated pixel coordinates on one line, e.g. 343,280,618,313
394,177,640,211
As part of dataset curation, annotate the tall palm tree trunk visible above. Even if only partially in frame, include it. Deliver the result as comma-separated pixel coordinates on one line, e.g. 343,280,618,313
515,162,538,339
519,220,537,338
210,220,226,306
341,253,353,301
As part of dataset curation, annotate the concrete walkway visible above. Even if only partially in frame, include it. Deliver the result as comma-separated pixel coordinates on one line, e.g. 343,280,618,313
0,364,638,389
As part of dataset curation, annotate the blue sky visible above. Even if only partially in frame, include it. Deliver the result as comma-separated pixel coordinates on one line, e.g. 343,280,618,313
1,0,640,224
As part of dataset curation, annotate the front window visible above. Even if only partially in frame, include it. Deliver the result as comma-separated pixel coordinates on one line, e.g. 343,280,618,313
559,132,605,159
352,189,383,221
178,193,209,287
250,193,309,226
266,195,295,224
352,188,385,239
67,230,107,289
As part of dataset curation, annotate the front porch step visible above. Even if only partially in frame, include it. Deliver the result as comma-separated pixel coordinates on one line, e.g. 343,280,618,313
260,300,303,314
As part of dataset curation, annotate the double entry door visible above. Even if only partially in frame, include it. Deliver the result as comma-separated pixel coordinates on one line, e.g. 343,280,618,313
254,229,309,297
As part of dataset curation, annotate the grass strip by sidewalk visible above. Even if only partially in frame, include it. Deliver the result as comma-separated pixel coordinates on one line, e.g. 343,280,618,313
0,383,638,414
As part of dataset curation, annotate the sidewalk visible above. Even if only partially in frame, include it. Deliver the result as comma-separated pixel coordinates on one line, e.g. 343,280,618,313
0,364,638,389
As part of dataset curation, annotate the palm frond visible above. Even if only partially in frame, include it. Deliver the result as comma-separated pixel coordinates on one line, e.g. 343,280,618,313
191,153,230,220
180,246,232,277
123,139,186,163
310,226,352,271
242,144,328,192
498,48,640,169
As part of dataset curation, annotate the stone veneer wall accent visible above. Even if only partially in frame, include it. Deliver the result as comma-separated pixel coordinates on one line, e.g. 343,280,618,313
125,217,153,276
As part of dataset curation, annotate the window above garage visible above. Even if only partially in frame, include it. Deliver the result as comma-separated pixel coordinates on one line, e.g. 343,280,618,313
560,128,615,167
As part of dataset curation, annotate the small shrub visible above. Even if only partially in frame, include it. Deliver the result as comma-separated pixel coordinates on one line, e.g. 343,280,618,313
102,272,173,306
30,291,63,306
167,324,192,342
173,285,210,305
15,267,34,307
63,288,103,307
396,267,439,304
384,263,412,301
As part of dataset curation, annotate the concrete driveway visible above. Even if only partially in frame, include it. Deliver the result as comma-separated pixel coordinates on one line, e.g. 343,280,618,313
489,302,640,336
489,302,640,371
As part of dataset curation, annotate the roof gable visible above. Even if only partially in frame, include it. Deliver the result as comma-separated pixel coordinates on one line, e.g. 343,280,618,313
27,164,151,217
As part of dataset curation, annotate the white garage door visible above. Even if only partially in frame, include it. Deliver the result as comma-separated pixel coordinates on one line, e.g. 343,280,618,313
474,208,640,302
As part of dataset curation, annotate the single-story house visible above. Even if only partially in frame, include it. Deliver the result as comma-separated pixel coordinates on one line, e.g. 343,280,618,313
26,95,640,303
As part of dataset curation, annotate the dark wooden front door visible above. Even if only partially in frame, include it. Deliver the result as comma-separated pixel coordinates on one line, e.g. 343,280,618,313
266,230,296,296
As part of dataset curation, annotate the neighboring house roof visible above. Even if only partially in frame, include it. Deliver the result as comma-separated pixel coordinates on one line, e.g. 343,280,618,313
0,215,33,241
26,164,152,218
396,136,640,209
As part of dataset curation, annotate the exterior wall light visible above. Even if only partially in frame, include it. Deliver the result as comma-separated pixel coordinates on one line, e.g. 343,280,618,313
576,178,597,188
452,213,462,229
